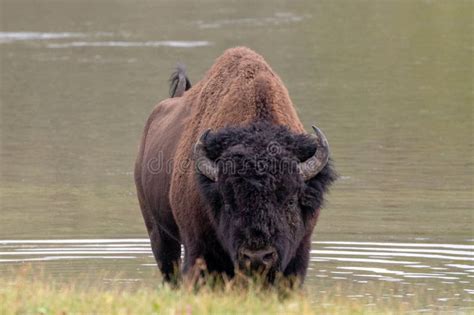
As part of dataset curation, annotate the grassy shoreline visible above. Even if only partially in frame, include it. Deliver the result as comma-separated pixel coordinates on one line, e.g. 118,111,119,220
0,267,470,314
0,282,382,315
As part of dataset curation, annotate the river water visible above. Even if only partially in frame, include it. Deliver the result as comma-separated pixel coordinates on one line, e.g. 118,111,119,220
1,0,472,311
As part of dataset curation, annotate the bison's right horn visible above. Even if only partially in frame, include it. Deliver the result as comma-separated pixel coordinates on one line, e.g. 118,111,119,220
298,126,330,181
194,129,218,181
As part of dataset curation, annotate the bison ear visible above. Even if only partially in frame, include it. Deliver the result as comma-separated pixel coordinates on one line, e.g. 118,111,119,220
194,130,219,181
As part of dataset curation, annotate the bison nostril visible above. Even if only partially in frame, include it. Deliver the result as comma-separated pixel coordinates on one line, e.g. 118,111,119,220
262,252,275,263
239,247,277,270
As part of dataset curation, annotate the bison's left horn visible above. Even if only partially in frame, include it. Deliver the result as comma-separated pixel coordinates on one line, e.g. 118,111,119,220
194,129,219,181
298,126,330,181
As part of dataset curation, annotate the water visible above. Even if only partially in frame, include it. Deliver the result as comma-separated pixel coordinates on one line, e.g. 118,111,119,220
0,238,473,309
1,0,472,311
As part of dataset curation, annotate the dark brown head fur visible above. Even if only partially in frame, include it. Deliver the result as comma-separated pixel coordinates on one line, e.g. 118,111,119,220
196,122,336,277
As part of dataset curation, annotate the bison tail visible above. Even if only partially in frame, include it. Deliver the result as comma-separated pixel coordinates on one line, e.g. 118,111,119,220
169,63,192,97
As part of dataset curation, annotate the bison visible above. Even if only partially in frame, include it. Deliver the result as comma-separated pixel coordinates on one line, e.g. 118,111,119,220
135,47,336,284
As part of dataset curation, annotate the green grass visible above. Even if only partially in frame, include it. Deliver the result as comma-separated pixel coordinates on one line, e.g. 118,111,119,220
0,267,469,315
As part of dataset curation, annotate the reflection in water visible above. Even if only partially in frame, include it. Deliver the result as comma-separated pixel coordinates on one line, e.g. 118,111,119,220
0,31,211,48
0,32,85,43
196,12,307,29
1,239,472,288
0,256,135,263
1,238,473,307
316,241,474,250
47,41,212,49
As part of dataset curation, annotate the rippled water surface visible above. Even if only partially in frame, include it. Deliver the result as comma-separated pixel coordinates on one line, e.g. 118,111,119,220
1,0,472,311
1,238,473,308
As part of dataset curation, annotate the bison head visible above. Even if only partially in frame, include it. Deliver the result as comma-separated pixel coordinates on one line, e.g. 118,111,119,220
194,122,336,279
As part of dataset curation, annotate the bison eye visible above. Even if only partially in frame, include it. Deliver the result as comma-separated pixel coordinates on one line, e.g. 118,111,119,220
287,197,298,208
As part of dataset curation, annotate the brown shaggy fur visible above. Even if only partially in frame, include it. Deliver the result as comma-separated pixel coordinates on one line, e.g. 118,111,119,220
135,47,312,280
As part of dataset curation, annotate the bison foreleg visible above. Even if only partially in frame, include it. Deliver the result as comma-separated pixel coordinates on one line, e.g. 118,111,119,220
283,235,311,286
149,226,181,284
